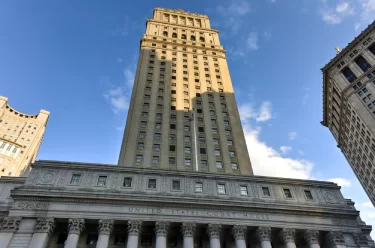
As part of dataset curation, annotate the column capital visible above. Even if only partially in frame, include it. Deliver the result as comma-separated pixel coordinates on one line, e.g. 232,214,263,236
67,218,85,235
1,217,22,233
181,222,196,238
98,219,114,236
155,221,169,237
353,233,368,247
304,230,319,245
35,218,55,236
128,220,142,236
232,225,247,241
256,227,271,242
281,228,295,243
327,231,345,246
207,224,221,239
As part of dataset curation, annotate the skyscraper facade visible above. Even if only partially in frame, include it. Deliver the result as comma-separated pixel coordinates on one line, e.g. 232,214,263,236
0,96,49,177
321,21,375,206
118,7,252,175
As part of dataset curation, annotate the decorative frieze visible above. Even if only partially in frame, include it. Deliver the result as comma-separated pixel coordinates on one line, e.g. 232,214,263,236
1,217,22,232
353,233,368,246
67,218,85,235
181,222,196,237
207,224,221,239
155,221,169,237
281,228,295,243
232,225,247,240
304,230,319,245
98,219,114,236
14,202,49,210
34,218,55,235
327,231,346,245
256,227,271,242
127,220,142,235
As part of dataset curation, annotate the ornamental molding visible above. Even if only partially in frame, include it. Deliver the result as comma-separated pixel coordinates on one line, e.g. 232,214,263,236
35,218,55,235
232,225,247,240
127,220,142,235
181,222,196,237
353,233,368,246
98,219,114,236
256,227,271,242
331,218,357,226
327,231,345,245
1,217,22,232
155,221,169,237
207,224,221,239
67,218,85,235
281,228,295,243
304,230,319,245
14,202,49,210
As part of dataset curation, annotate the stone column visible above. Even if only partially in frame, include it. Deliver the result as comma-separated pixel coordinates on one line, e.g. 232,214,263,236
207,224,221,248
155,221,169,248
64,218,85,248
126,220,142,248
28,218,55,248
304,230,320,248
256,227,272,248
96,219,114,248
353,233,369,248
0,217,22,248
327,231,347,248
181,222,196,248
281,228,296,248
232,225,247,248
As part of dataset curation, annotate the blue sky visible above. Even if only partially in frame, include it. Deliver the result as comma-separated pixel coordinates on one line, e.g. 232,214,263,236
1,0,375,233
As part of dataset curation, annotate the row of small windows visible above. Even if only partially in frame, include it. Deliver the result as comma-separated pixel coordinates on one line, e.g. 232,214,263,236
71,174,314,200
162,32,205,42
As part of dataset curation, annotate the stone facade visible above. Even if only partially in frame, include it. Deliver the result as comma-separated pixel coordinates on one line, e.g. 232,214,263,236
321,21,375,206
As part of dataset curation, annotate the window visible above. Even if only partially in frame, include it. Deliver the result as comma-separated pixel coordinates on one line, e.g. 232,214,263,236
170,134,176,140
185,159,191,166
201,160,207,168
341,67,357,83
358,88,369,96
215,150,221,156
185,147,191,153
355,55,371,72
170,145,176,152
154,133,161,139
136,155,143,162
211,119,216,124
169,157,176,164
152,156,160,164
184,126,190,132
148,179,157,189
240,186,248,195
156,123,161,129
154,144,160,151
369,43,375,56
138,143,144,150
97,176,107,186
213,139,219,145
262,187,271,196
123,177,132,187
304,190,313,200
172,180,181,190
283,188,292,198
217,184,226,194
226,130,231,135
363,94,372,103
200,148,206,154
195,182,203,192
70,174,81,184
231,163,238,169
199,137,205,143
156,113,162,119
228,140,233,145
140,121,147,128
170,124,176,129
229,151,236,157
142,112,148,118
198,127,204,132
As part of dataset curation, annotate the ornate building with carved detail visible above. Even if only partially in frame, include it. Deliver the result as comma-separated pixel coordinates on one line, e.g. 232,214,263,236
0,7,374,248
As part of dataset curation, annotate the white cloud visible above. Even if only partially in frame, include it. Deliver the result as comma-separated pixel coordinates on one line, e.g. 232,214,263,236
280,146,292,154
256,101,272,122
327,178,352,187
336,2,349,13
288,132,297,140
321,10,342,24
124,66,135,87
246,32,259,51
217,0,251,16
239,102,272,123
103,86,129,113
320,1,355,25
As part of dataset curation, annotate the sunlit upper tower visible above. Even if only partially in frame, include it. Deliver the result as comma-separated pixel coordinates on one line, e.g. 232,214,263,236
118,7,252,175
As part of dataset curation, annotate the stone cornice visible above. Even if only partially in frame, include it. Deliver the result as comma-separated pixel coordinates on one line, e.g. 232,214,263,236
154,7,209,19
0,176,27,184
31,160,340,188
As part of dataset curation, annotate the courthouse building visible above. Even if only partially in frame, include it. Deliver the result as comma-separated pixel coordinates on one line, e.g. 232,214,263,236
0,7,374,248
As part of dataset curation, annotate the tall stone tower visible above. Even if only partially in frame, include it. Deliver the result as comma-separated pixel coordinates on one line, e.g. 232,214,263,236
321,21,375,206
118,7,252,175
0,96,49,176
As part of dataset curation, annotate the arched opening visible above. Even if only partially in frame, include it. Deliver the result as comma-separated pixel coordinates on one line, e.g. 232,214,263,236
172,33,177,38
181,34,186,40
163,31,168,37
190,35,196,41
200,37,205,42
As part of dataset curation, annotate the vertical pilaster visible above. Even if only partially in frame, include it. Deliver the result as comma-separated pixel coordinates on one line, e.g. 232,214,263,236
126,220,142,248
28,218,55,248
207,224,221,248
281,228,296,248
155,221,169,248
327,231,347,248
304,230,320,248
232,225,247,248
64,218,85,248
181,222,196,248
0,217,22,248
256,227,272,248
96,219,114,248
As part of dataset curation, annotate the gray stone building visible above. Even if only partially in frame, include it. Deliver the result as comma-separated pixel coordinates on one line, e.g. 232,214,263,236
321,21,375,206
0,7,374,248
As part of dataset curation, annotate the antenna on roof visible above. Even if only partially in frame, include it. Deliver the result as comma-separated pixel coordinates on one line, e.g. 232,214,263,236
335,47,341,53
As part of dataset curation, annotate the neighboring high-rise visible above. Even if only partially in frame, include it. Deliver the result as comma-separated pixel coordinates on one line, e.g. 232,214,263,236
118,8,252,175
321,21,375,205
0,96,49,176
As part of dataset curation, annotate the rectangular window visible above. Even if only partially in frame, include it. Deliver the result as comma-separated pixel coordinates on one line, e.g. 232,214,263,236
304,190,313,200
341,66,357,83
195,182,203,192
185,159,191,166
172,180,181,190
154,133,161,139
135,155,143,162
185,147,191,153
169,134,176,140
152,156,160,164
369,43,375,56
213,139,219,145
170,124,176,129
217,184,226,194
283,188,292,198
70,174,81,184
231,163,238,169
185,136,191,142
355,55,371,72
240,186,248,195
262,187,271,196
137,143,144,150
228,140,233,145
200,148,206,154
169,157,176,164
97,176,107,186
216,161,223,168
229,151,236,157
215,150,221,156
123,177,132,187
225,130,231,135
170,145,176,152
148,179,156,189
201,160,207,167
184,126,190,132
154,144,160,151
